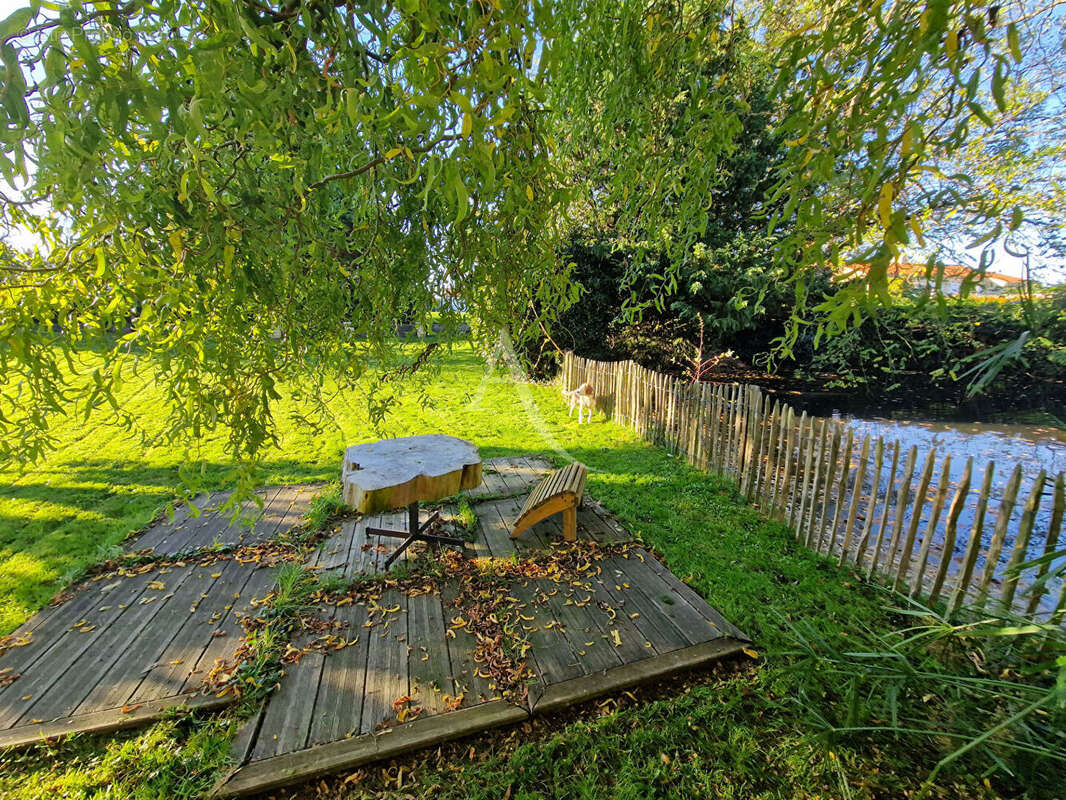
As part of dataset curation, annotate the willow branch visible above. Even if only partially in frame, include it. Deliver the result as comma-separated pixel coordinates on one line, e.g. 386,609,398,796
306,134,461,191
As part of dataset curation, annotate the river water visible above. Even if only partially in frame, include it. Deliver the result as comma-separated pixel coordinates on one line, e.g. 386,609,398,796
783,396,1065,614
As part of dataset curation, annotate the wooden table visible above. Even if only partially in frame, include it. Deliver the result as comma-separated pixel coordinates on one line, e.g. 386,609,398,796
341,434,482,568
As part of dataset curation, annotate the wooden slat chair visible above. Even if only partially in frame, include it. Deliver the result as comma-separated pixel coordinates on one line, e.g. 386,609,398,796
510,462,588,542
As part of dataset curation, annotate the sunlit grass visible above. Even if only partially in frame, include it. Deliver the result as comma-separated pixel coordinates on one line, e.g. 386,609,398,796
0,341,1059,799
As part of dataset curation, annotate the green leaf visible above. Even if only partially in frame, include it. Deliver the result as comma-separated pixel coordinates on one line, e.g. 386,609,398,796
453,176,469,224
0,7,33,40
991,61,1007,112
1007,22,1022,63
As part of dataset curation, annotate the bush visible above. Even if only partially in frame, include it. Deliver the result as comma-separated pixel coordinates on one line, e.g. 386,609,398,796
798,297,1066,399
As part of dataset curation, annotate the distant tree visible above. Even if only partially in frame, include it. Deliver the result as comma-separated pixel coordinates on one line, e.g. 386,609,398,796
544,11,825,371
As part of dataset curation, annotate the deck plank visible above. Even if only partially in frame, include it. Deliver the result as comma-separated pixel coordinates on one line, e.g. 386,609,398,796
536,575,621,677
307,602,371,746
251,637,329,761
0,573,154,728
0,576,135,695
75,560,243,713
612,556,725,647
358,590,409,734
439,586,498,707
475,498,519,559
178,563,280,695
126,491,218,553
509,578,583,688
592,556,691,653
16,564,200,723
406,592,452,717
131,561,267,704
638,552,749,642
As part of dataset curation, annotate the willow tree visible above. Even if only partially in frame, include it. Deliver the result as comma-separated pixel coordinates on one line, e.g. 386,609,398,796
0,1,572,486
2,0,1060,484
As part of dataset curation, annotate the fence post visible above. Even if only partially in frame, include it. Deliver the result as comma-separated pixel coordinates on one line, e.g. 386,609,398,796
910,453,953,598
866,440,900,577
771,407,794,519
894,448,938,592
1027,473,1064,616
853,436,884,568
949,462,996,617
976,464,1023,610
797,417,823,540
839,434,871,566
825,428,854,554
928,456,972,606
802,419,829,547
999,470,1047,613
814,423,842,549
786,411,809,526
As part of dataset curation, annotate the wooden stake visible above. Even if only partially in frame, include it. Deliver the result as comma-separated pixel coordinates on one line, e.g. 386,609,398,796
1027,473,1064,616
839,435,871,566
825,428,854,554
928,457,972,606
948,462,996,617
855,437,885,570
910,453,953,598
999,469,1047,613
815,423,842,551
775,408,799,521
798,416,823,541
881,445,918,579
976,464,1023,610
803,419,830,548
867,440,901,578
894,448,937,592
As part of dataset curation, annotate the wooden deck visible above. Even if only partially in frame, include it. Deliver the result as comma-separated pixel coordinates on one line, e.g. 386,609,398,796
0,459,748,797
215,457,748,797
0,485,317,748
127,484,319,556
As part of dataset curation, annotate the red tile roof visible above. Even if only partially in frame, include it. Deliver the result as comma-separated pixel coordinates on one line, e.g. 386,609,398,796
842,262,1023,284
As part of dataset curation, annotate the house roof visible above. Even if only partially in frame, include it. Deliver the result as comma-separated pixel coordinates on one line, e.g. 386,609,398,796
841,262,1023,284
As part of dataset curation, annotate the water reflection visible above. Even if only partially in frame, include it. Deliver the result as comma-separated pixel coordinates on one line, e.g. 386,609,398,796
805,407,1064,615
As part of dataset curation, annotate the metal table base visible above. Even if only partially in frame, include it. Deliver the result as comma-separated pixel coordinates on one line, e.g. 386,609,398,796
368,502,466,569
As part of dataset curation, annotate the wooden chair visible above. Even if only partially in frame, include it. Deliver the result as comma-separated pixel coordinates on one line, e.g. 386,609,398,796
510,462,587,542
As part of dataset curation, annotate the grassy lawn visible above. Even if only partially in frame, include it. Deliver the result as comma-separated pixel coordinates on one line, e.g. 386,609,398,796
0,342,1059,799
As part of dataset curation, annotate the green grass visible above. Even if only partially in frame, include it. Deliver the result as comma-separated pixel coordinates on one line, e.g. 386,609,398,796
0,341,1060,799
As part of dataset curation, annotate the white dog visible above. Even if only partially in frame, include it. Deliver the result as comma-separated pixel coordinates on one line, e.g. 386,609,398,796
562,381,595,424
